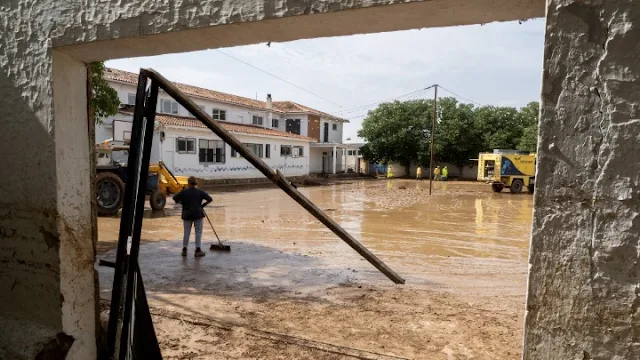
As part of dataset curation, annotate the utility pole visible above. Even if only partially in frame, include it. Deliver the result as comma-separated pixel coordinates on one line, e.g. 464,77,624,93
429,85,438,196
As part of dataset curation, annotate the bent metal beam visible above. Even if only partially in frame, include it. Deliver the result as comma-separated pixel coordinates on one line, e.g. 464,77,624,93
144,68,405,285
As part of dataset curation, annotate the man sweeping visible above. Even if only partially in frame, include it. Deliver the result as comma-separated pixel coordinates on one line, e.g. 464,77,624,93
173,176,212,257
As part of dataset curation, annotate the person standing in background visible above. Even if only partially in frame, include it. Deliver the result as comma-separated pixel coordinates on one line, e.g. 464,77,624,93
416,166,423,180
173,176,212,257
442,166,449,181
434,166,441,181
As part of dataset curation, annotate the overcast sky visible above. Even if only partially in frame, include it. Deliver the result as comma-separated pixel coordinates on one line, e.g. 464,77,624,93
106,19,545,142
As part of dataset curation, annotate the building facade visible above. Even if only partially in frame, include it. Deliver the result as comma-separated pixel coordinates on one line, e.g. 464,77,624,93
98,68,354,180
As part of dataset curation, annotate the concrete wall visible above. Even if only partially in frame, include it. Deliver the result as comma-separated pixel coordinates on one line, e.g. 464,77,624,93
0,50,96,358
346,153,359,172
387,161,478,179
523,1,640,359
102,112,311,178
309,148,325,174
160,126,311,179
319,118,344,143
0,0,545,358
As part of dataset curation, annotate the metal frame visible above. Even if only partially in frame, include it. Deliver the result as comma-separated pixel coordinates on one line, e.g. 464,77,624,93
105,68,404,359
106,72,161,359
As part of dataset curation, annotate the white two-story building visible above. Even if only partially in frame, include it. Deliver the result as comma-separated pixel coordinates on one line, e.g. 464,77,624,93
98,68,353,180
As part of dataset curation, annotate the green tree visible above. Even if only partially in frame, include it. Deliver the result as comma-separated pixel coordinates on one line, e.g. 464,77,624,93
90,62,120,123
359,98,540,178
516,101,540,128
517,123,538,152
474,105,522,150
433,97,483,173
358,100,432,176
516,101,540,152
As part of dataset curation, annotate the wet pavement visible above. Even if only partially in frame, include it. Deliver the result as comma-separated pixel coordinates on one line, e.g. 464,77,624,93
97,180,533,359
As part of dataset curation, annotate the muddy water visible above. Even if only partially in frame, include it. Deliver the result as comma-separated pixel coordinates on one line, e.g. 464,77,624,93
97,180,533,359
98,180,532,261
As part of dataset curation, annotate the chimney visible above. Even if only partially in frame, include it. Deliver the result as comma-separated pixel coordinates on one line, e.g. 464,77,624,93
266,94,273,129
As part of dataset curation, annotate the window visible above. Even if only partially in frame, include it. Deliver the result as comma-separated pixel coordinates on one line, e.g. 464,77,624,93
212,109,226,121
189,105,206,117
286,119,301,135
293,146,304,157
176,138,196,154
347,150,355,156
332,123,338,130
280,145,292,157
161,99,179,114
244,143,264,157
272,118,279,128
265,144,271,158
231,144,266,158
127,93,136,105
199,139,225,164
252,115,264,126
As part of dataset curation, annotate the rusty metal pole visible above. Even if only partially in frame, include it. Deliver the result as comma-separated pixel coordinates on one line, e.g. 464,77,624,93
429,85,438,196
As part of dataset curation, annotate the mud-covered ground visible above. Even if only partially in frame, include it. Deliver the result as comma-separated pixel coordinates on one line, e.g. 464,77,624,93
97,180,532,359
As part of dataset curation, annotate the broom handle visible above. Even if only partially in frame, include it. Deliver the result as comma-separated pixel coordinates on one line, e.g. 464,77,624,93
203,209,223,244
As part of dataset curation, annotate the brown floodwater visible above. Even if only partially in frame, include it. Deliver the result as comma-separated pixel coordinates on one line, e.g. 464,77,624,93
97,180,533,359
98,179,532,263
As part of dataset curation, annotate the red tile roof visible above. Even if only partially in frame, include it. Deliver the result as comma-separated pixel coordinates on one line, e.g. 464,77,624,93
120,111,315,141
105,68,347,122
272,101,343,121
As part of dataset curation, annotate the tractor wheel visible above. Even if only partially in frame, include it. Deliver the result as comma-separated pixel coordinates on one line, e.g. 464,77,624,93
150,189,167,211
491,183,504,193
96,172,125,216
511,179,524,194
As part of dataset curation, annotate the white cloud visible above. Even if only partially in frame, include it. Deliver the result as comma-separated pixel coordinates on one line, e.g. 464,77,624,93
107,19,545,142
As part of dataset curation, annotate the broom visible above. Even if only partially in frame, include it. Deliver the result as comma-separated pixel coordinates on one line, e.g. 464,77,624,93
203,209,231,252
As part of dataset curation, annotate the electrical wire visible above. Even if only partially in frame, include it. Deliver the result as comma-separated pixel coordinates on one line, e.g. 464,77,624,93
341,87,434,120
332,85,436,117
216,49,343,108
437,85,484,106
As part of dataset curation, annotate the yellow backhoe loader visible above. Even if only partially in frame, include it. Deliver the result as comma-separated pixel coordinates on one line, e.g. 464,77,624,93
96,141,190,215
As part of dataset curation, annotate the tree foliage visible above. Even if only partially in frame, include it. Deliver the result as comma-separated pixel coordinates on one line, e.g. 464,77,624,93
358,97,540,172
516,102,540,152
433,98,482,168
90,62,120,123
517,123,539,152
357,100,432,176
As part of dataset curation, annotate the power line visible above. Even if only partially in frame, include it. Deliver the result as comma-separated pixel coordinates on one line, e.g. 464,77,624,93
345,85,528,121
216,49,343,108
437,85,484,106
332,85,436,116
342,88,437,120
344,114,368,120
438,86,529,108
